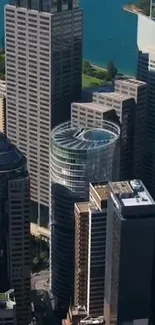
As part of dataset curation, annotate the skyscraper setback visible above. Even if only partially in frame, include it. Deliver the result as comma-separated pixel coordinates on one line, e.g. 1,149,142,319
5,0,83,223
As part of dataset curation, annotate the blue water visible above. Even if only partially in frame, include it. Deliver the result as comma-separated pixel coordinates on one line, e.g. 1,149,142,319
0,0,138,75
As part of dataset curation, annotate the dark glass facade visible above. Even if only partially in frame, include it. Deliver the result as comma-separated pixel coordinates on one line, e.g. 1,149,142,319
0,133,30,325
104,182,155,325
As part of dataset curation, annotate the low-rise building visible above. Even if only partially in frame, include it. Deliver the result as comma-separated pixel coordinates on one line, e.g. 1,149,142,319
0,290,16,325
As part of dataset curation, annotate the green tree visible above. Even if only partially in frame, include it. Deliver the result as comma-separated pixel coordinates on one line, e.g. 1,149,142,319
137,0,150,15
95,70,107,80
33,256,39,265
83,60,95,76
107,60,117,80
83,60,91,70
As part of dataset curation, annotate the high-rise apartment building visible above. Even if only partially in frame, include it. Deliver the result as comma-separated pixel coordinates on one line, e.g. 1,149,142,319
5,0,83,223
136,13,155,198
0,290,16,325
74,182,109,317
115,78,147,180
50,121,120,312
104,179,155,325
0,133,31,325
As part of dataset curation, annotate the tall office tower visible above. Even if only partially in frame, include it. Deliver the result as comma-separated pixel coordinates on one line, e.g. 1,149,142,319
0,133,31,325
0,290,16,325
0,80,6,135
115,78,147,181
5,0,83,224
71,95,134,180
74,182,109,317
50,121,120,311
104,179,155,325
136,13,155,198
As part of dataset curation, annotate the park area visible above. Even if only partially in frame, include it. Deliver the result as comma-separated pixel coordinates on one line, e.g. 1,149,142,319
82,60,117,88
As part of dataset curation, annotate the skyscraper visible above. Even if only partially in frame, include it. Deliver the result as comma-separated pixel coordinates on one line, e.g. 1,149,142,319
5,0,83,223
115,78,147,181
104,180,155,325
136,13,155,198
0,133,31,325
50,120,120,312
74,182,109,317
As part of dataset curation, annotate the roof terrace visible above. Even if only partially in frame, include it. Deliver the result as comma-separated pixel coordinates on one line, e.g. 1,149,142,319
110,180,154,207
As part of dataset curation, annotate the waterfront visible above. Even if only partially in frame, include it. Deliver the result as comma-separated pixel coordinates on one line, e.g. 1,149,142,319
0,0,137,75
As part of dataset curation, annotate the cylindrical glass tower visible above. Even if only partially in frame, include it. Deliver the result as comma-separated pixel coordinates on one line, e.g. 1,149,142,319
50,121,120,311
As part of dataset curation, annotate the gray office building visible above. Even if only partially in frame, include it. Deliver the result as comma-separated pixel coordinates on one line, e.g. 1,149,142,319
104,179,155,325
0,133,31,325
5,0,83,224
50,120,120,311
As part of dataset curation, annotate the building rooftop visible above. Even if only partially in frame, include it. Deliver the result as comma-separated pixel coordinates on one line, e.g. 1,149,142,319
94,91,132,102
72,101,113,113
30,222,50,239
110,180,154,207
0,290,16,310
93,184,109,201
51,121,120,151
115,78,147,87
75,202,89,214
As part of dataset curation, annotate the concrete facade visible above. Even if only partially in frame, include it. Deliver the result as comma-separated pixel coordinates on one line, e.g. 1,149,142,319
5,0,82,223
